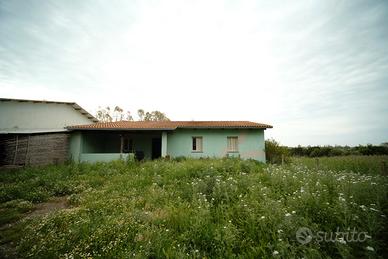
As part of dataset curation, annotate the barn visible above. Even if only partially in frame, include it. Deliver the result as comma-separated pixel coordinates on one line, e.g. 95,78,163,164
0,98,97,167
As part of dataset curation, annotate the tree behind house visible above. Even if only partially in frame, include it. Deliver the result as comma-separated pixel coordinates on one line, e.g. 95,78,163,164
96,106,169,122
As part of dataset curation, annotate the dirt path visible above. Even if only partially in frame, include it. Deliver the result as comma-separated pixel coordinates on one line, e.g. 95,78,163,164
0,196,70,258
26,196,69,218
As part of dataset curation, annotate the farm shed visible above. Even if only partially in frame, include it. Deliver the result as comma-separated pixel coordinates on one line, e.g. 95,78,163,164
0,98,97,166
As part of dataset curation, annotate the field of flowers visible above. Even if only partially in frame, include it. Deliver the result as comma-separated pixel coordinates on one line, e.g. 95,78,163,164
0,157,387,258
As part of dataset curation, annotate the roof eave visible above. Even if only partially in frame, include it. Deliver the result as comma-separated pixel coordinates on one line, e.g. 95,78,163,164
177,126,273,129
66,127,176,131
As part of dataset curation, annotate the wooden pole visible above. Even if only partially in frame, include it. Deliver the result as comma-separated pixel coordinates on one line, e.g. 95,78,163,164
13,135,19,165
281,154,284,166
24,135,30,166
120,134,124,159
315,158,319,169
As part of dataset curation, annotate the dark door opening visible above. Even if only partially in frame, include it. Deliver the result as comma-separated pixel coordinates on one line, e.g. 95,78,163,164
152,138,162,159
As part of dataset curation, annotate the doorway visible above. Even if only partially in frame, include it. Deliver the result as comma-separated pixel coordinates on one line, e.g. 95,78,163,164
151,138,162,159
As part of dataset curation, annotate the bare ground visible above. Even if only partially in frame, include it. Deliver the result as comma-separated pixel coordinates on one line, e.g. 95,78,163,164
0,196,70,258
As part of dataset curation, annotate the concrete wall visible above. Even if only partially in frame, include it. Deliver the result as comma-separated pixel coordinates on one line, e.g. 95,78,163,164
69,131,82,162
80,153,133,163
0,101,94,131
167,129,266,162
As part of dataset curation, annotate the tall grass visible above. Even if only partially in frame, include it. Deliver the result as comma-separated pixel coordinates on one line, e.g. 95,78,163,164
292,155,388,175
0,158,387,258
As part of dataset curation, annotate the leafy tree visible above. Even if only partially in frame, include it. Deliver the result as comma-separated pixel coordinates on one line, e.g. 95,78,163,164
112,106,124,121
138,109,169,121
137,109,145,121
96,106,113,122
96,107,168,122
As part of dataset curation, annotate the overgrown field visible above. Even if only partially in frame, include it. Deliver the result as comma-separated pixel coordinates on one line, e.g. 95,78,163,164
293,155,388,175
0,158,387,258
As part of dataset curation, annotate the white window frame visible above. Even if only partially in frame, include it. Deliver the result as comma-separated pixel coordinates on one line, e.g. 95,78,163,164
192,136,203,152
227,136,239,152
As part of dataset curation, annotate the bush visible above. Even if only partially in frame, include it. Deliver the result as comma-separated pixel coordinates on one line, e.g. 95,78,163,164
265,139,290,164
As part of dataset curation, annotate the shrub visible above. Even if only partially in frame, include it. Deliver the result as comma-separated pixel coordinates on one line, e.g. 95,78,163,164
265,139,290,164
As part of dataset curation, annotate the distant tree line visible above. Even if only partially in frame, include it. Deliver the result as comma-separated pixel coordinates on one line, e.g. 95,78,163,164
265,140,388,164
95,106,169,122
288,143,388,157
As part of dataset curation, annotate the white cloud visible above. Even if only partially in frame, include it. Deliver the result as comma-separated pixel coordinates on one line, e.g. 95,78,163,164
0,0,387,146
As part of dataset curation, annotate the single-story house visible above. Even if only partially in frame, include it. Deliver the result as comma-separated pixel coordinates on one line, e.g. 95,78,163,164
0,98,272,166
67,121,273,163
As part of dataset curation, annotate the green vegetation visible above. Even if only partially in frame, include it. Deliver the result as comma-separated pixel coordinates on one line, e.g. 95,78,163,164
1,158,387,258
293,156,388,175
289,144,388,157
265,139,290,164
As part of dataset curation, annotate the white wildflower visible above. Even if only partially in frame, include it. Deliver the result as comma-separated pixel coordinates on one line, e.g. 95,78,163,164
366,246,374,251
273,250,279,256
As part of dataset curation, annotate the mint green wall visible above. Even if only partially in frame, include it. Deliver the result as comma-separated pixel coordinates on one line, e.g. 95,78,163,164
80,153,132,163
70,129,266,163
166,129,266,162
161,131,168,157
69,131,82,162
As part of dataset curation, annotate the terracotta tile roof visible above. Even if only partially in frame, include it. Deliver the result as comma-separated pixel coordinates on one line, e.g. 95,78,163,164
67,121,273,130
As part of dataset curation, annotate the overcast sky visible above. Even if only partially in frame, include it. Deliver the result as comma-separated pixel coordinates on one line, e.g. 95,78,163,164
0,0,387,146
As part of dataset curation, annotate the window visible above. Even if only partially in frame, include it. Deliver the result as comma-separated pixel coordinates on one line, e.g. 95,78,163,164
227,136,238,152
192,137,203,152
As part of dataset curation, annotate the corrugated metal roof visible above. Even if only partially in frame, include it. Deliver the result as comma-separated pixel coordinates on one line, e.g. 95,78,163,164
67,121,273,130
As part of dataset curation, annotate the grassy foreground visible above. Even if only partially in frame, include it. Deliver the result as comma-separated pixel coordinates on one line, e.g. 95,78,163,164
0,158,387,258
